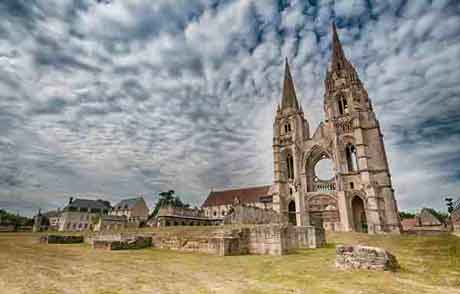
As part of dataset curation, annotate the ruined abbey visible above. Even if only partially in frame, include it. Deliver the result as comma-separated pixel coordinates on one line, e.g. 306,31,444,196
203,24,401,234
271,24,401,234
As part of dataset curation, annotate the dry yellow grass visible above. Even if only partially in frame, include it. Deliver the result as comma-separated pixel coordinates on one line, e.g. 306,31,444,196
0,231,459,294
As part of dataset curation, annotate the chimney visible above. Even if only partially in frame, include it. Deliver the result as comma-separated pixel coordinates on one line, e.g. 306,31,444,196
69,197,74,205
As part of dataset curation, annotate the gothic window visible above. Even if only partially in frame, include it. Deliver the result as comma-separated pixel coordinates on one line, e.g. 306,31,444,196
284,123,292,133
288,201,296,225
338,95,348,115
346,144,358,172
286,154,294,180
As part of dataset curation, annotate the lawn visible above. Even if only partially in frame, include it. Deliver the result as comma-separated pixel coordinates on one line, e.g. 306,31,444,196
0,230,459,294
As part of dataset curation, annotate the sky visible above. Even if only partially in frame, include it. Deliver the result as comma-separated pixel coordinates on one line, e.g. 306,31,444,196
0,0,459,216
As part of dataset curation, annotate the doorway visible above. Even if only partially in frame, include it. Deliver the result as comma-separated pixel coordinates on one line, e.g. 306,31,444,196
351,196,367,233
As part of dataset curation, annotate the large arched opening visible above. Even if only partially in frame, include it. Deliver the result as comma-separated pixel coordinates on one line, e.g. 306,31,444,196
288,200,297,225
351,196,367,233
305,147,336,192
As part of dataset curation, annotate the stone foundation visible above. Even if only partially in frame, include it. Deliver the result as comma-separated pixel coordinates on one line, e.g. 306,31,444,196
91,234,152,250
335,245,399,271
39,235,84,244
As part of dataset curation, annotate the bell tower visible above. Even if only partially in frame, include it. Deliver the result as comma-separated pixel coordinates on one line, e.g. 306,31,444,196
323,23,401,233
273,58,309,226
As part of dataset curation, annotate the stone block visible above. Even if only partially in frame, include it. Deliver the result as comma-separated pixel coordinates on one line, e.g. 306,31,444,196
335,245,399,271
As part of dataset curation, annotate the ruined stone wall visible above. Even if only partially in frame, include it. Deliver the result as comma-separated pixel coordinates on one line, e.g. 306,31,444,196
150,224,325,256
151,228,244,255
223,205,282,225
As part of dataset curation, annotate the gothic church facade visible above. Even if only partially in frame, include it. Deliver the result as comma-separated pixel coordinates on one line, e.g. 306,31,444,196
272,24,401,234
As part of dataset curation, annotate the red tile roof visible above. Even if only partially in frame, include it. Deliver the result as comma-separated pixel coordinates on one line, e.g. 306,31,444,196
201,185,273,207
401,218,418,229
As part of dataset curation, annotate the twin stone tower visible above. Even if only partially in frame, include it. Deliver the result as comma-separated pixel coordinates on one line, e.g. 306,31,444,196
272,24,401,234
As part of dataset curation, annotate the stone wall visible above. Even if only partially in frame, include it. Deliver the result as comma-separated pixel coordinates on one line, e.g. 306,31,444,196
336,245,399,271
151,224,325,256
151,229,243,255
223,205,282,225
39,235,84,244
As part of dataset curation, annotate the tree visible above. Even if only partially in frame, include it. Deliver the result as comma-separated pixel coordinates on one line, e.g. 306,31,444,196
0,209,33,227
151,190,190,217
399,211,416,219
445,198,454,214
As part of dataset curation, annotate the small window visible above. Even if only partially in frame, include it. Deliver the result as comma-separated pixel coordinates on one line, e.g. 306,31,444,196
289,188,293,195
213,211,217,217
286,154,294,179
350,182,354,189
338,95,348,115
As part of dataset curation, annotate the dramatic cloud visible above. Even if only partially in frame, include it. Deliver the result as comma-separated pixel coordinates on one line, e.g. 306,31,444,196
0,0,459,215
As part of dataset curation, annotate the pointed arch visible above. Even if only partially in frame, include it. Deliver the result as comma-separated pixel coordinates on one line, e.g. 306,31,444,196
345,143,358,172
351,195,367,233
304,145,336,192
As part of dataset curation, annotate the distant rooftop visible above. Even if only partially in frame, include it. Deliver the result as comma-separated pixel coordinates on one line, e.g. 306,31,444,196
65,198,111,211
113,197,144,210
201,185,273,207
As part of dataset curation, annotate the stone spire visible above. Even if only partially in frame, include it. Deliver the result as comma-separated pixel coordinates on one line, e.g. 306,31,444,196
281,58,299,110
330,22,348,72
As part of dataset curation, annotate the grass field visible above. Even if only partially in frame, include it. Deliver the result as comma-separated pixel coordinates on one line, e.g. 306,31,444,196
0,230,459,294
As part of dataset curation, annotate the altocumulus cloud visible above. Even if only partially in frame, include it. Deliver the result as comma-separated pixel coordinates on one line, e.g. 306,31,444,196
0,0,459,215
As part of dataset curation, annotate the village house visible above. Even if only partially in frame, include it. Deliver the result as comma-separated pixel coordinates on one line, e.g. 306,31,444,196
109,197,150,223
58,198,111,231
401,208,449,234
43,210,61,230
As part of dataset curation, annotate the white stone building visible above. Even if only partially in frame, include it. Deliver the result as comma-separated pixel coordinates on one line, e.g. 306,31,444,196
58,198,111,232
110,197,149,223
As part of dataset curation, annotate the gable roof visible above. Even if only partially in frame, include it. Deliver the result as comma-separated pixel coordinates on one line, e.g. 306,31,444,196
201,185,273,207
43,210,61,218
113,197,144,210
65,199,111,210
418,208,444,225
